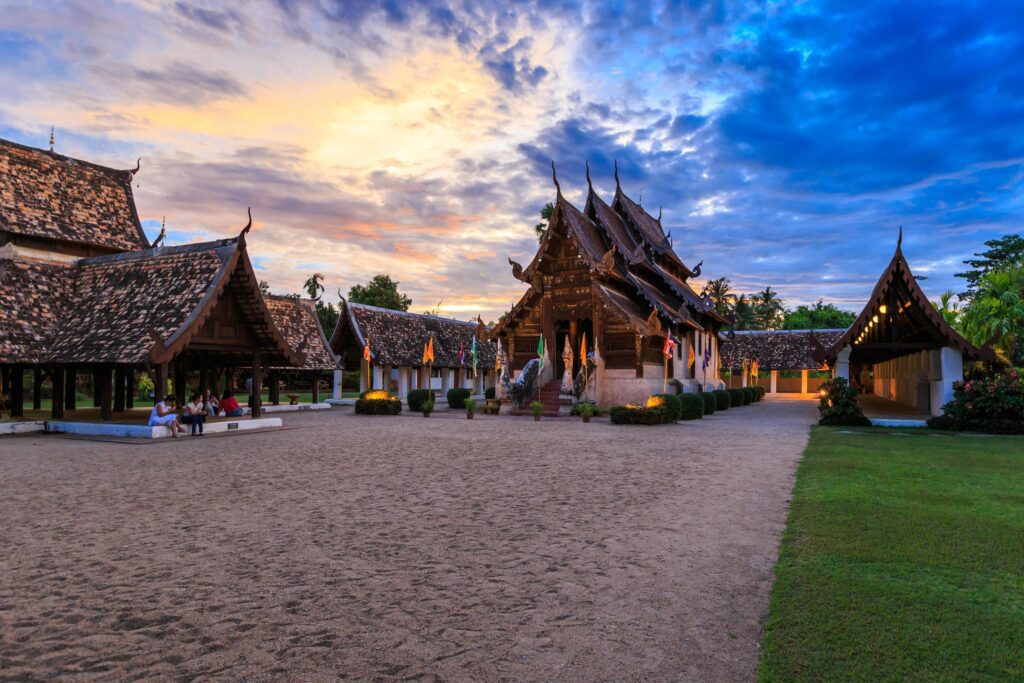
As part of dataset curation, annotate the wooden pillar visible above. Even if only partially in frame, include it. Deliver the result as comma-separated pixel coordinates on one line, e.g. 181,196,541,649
311,370,320,403
155,362,168,400
65,366,77,410
173,360,186,406
50,366,65,420
0,366,9,396
635,335,645,378
251,349,263,419
269,370,280,405
569,319,578,376
10,365,24,418
32,367,42,410
98,366,113,421
125,368,135,409
91,369,102,407
113,367,127,413
199,366,209,395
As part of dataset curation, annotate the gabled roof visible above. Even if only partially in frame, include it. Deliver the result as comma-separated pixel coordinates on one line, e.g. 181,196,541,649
0,234,304,367
331,300,496,369
823,233,990,364
720,329,844,371
265,295,339,370
0,137,149,252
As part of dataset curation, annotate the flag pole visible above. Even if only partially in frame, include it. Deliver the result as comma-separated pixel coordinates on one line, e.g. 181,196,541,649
663,354,668,393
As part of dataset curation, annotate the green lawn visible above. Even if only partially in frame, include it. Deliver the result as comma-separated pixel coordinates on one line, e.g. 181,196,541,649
760,427,1024,681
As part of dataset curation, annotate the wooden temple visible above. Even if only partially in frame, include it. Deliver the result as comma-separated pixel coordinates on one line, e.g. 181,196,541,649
490,163,729,405
821,230,990,415
0,137,337,422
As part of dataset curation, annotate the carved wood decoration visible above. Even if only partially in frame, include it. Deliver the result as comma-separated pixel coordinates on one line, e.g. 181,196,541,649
508,257,525,281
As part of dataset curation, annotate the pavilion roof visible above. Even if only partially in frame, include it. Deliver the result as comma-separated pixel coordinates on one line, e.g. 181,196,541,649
822,233,990,364
265,295,340,370
719,329,845,371
0,137,149,252
331,301,496,369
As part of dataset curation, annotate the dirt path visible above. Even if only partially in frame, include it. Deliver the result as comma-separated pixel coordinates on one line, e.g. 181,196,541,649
0,398,816,681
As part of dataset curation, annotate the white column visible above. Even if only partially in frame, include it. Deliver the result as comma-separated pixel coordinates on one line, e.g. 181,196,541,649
372,365,383,391
800,369,809,395
359,363,368,393
397,367,410,400
441,368,451,395
332,369,342,399
770,370,778,395
834,345,851,380
931,347,963,416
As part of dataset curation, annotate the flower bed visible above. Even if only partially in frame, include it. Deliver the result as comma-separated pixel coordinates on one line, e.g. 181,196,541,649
816,377,870,426
928,371,1024,434
355,390,402,415
610,396,673,425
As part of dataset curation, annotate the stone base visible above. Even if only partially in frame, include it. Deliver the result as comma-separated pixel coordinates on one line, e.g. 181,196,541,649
243,402,331,414
1,421,46,436
45,417,283,439
869,418,928,428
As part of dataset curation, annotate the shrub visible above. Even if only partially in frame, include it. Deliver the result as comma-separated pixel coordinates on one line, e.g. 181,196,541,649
727,388,746,407
355,396,401,415
609,402,672,425
653,393,683,421
741,387,754,404
713,389,731,410
484,386,496,400
529,400,545,417
407,388,432,412
359,389,390,399
447,387,471,409
817,377,871,426
571,402,603,416
463,398,477,413
678,393,705,420
699,391,716,415
757,386,766,400
577,402,596,418
929,371,1024,434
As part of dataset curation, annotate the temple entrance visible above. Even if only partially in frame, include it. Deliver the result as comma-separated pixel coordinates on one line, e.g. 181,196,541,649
554,318,594,381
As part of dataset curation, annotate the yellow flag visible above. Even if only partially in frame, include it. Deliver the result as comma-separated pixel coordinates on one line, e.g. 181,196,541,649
362,337,372,363
580,332,587,361
687,342,695,367
425,336,435,364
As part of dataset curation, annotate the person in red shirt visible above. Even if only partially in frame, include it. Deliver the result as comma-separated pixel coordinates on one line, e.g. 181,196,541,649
219,389,243,417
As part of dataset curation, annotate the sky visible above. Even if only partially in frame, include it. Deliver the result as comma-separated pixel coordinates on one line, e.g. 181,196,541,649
1,0,1022,321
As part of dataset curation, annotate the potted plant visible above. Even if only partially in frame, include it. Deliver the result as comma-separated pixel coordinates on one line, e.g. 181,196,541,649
422,397,434,418
464,398,477,419
577,402,595,423
529,400,544,421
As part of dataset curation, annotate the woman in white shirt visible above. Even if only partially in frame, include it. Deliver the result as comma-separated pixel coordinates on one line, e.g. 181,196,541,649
148,394,185,438
182,393,206,436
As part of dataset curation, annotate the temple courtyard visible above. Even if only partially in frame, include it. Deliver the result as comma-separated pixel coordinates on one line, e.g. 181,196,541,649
1,399,816,680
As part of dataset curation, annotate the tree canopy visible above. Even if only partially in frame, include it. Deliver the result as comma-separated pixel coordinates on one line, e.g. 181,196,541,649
955,234,1024,299
347,274,412,311
534,202,554,243
782,300,857,330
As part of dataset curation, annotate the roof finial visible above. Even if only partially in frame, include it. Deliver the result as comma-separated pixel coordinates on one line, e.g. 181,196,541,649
613,159,620,190
242,206,253,234
897,225,903,248
638,190,642,206
153,216,166,247
49,126,55,153
551,160,561,196
585,160,593,193
657,206,662,222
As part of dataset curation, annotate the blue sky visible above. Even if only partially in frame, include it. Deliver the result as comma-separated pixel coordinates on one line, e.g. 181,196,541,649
1,0,1021,319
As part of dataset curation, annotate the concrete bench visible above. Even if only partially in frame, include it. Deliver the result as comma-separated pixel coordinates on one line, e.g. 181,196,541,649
45,417,283,439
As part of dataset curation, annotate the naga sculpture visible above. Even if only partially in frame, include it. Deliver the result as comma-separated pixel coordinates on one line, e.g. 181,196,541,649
571,351,600,401
504,357,540,409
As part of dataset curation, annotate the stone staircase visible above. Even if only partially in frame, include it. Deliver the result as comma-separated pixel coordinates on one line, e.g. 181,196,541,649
509,379,562,417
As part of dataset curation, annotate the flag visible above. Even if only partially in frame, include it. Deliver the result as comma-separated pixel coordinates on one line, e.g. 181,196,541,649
459,340,465,366
495,338,503,371
751,359,759,380
362,337,372,363
537,335,545,370
687,342,696,367
422,336,435,365
580,332,587,361
662,331,676,358
471,336,478,372
702,346,711,371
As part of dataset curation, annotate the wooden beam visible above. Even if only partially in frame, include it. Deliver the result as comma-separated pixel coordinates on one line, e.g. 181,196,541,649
32,367,42,410
155,363,168,400
50,366,65,420
10,365,24,418
113,367,127,413
99,366,113,421
125,369,134,410
251,348,263,419
311,370,320,403
65,366,76,410
269,370,280,405
173,360,186,406
92,369,102,407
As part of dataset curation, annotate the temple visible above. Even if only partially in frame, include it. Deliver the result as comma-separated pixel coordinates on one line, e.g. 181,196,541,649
0,137,337,422
330,300,497,399
821,231,990,416
489,163,729,406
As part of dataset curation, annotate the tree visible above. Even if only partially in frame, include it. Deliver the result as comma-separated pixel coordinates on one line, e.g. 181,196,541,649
347,274,412,311
955,234,1024,298
932,291,961,329
258,279,270,296
316,300,339,336
959,267,1024,366
304,272,325,300
534,202,554,243
752,286,785,330
731,294,756,330
705,277,733,318
783,299,857,330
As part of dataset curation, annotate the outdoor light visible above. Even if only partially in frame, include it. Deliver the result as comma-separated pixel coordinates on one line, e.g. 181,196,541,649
880,305,888,314
872,315,879,323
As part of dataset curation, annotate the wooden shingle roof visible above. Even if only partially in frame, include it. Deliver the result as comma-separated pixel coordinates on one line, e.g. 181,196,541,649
0,138,149,252
265,295,339,370
719,329,844,370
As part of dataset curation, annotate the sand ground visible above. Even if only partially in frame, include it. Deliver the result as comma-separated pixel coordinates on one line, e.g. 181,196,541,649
0,398,816,681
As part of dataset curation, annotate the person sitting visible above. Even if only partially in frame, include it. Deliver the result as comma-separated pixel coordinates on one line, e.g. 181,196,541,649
182,393,206,436
219,389,243,417
202,389,219,416
148,395,185,438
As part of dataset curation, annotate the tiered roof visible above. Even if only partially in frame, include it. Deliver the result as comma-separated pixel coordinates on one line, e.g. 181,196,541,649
719,329,844,371
330,301,496,369
0,138,148,252
265,295,339,370
493,163,726,337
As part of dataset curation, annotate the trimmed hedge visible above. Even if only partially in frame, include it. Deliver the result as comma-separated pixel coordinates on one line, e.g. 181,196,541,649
817,377,870,426
679,393,705,420
484,386,496,400
609,403,673,425
407,388,433,412
727,388,746,407
355,397,402,415
447,387,471,409
741,387,754,404
713,389,731,410
756,386,766,400
699,391,717,415
653,393,683,421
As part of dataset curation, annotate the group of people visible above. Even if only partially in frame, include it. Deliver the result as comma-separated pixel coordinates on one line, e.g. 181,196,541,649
148,389,244,437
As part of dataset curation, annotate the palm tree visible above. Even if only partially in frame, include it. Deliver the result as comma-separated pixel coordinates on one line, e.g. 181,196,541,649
933,291,961,328
960,267,1024,366
753,286,785,330
304,273,325,300
732,294,756,330
706,277,733,317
